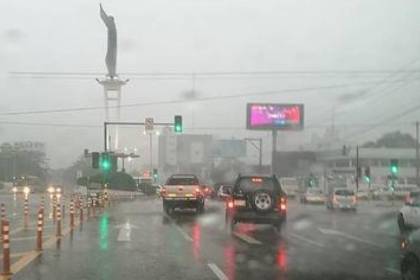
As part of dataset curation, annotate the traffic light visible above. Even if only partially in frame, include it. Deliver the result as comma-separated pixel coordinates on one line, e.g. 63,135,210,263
364,166,371,183
92,152,99,169
390,159,399,175
153,168,158,180
174,115,183,133
100,152,112,172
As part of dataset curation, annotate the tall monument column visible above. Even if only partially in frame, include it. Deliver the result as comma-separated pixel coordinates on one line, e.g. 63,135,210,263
97,4,128,150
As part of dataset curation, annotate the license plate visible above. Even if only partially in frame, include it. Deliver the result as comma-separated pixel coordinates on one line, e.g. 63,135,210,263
234,200,246,206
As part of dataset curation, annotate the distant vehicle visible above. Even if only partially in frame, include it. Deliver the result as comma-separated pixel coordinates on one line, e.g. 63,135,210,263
301,188,325,204
217,185,233,200
225,175,287,232
47,185,64,195
326,188,357,210
161,174,205,214
200,185,214,198
280,177,299,198
398,191,420,232
400,229,420,279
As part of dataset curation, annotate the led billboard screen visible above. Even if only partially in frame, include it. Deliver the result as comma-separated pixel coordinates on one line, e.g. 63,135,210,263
247,103,304,130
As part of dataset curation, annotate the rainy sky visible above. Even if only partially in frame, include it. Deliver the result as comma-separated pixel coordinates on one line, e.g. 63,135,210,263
1,0,420,168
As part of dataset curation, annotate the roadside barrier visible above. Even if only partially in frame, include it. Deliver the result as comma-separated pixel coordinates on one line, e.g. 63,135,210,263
92,198,96,217
79,199,84,223
70,199,75,228
56,201,62,237
36,209,43,251
1,220,11,276
1,203,6,226
24,197,29,230
52,194,57,223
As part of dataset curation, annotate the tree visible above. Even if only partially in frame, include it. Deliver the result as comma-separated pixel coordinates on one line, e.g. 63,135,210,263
362,131,417,149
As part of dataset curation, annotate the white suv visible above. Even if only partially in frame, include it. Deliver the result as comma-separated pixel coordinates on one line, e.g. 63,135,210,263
398,191,420,232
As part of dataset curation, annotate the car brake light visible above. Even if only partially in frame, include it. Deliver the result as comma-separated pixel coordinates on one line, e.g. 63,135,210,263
278,197,287,211
228,201,234,208
195,187,202,196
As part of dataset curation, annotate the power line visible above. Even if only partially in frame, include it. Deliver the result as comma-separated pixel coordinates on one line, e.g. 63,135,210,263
2,79,419,116
10,70,420,77
0,121,414,130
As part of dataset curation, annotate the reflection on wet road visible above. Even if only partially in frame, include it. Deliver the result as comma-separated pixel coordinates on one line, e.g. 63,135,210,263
7,195,404,280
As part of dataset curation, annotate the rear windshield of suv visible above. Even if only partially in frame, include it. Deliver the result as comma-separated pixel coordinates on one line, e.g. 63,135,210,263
167,176,199,185
237,177,278,192
335,189,354,196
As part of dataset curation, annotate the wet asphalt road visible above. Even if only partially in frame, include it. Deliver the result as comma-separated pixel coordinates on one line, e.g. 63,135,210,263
5,195,405,280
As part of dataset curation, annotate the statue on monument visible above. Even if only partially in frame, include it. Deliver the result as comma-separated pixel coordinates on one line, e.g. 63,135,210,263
100,4,117,78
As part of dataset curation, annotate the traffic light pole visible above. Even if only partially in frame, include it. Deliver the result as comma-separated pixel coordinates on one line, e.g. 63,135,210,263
104,121,174,152
416,121,419,187
356,145,359,192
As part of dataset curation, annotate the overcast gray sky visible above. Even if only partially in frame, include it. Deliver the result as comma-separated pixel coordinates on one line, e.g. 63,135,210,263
1,0,420,168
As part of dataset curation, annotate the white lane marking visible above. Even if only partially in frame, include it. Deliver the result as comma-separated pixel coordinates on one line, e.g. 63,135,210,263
116,222,135,242
288,233,325,248
385,267,400,274
232,232,262,245
318,227,384,248
208,263,228,280
173,224,193,242
163,212,194,242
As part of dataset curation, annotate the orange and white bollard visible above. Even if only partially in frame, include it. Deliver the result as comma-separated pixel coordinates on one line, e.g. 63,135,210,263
1,220,11,276
24,197,29,229
52,194,57,223
87,198,91,218
92,198,96,217
1,203,6,226
36,209,43,251
70,199,74,228
56,202,62,237
62,197,66,219
79,199,84,223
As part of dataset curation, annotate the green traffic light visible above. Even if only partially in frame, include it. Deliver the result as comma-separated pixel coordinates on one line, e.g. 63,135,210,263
174,115,183,133
391,165,398,174
101,160,111,170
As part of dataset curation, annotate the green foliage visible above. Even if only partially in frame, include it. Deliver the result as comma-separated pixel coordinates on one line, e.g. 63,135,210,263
363,131,417,148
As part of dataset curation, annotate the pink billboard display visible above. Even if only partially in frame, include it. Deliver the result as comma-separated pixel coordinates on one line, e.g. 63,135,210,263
247,103,304,130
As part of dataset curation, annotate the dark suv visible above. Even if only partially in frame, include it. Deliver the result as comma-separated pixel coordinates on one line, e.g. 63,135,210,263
225,175,287,232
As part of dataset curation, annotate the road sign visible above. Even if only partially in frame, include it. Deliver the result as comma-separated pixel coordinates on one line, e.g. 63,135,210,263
145,118,154,131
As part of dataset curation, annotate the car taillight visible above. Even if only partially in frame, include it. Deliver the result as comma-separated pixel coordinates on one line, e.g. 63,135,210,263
195,187,202,196
278,197,287,211
352,196,357,204
227,201,234,208
333,195,338,204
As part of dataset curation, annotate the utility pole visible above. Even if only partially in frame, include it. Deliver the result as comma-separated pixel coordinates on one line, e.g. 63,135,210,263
149,132,153,172
244,138,263,172
272,130,278,174
356,145,359,192
416,121,419,187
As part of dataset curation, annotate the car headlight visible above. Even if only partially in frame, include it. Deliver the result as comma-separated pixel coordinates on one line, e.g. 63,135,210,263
12,187,18,193
47,186,55,193
56,187,61,193
23,186,30,194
